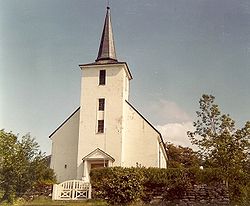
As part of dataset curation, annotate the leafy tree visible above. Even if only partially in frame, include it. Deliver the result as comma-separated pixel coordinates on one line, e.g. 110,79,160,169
166,143,200,168
188,94,250,203
0,130,55,203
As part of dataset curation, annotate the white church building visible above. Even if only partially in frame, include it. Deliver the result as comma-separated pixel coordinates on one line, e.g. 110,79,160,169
49,7,167,183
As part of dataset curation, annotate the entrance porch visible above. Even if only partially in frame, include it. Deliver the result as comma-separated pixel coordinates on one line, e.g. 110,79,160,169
82,148,115,182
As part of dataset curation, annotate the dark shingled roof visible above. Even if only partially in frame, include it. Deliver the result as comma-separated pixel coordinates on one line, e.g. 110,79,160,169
95,7,117,63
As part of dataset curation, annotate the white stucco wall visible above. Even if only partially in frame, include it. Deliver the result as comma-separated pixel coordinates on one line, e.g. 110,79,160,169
77,63,131,179
123,102,167,168
50,109,80,183
159,142,167,168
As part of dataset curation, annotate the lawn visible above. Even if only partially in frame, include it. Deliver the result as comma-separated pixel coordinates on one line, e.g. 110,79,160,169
0,197,149,206
0,197,108,206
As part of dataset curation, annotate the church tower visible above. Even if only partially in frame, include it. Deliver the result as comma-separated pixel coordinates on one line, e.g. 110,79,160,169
77,7,132,180
49,6,167,183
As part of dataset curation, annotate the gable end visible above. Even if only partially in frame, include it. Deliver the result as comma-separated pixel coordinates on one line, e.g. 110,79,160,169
49,107,80,138
125,100,168,158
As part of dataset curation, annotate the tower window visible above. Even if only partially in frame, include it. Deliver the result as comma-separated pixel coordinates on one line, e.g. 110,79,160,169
97,120,104,133
99,98,105,111
99,70,106,85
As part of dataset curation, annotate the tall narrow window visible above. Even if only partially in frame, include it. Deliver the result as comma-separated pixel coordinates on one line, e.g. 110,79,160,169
99,70,106,85
97,120,104,133
99,98,105,111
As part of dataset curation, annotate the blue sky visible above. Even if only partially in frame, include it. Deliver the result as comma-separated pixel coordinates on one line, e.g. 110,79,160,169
1,0,250,154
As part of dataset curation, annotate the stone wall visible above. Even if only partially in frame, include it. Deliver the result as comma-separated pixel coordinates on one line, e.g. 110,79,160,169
153,184,229,206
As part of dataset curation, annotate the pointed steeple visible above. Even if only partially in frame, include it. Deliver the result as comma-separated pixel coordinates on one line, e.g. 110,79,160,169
95,7,117,63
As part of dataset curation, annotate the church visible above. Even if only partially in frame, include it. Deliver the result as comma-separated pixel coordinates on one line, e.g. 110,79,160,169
49,7,167,183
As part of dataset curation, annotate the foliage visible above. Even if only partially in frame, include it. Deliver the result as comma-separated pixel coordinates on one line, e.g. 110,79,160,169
228,171,250,205
90,167,144,205
0,130,56,203
141,167,194,202
90,167,230,205
166,143,200,168
187,94,250,204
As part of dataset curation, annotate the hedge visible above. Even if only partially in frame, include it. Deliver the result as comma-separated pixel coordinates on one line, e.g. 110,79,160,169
90,167,143,205
90,167,226,205
90,167,250,205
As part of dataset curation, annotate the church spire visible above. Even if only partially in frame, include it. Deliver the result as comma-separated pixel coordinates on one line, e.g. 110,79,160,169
95,7,117,63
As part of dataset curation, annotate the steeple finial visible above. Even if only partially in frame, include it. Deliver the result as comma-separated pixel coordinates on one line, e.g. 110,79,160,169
95,6,117,63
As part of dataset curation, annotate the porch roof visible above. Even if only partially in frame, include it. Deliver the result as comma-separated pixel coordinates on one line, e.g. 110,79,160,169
82,148,115,162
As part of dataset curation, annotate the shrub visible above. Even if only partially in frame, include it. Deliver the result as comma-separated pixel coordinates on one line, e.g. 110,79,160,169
90,167,234,205
91,167,206,204
90,167,144,205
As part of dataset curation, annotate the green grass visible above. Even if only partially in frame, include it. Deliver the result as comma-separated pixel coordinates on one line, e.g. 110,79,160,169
0,195,147,206
0,197,150,206
24,200,107,206
0,196,108,206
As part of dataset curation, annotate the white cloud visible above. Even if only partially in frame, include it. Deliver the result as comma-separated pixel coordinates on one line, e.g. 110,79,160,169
145,99,197,149
156,122,197,149
148,99,191,124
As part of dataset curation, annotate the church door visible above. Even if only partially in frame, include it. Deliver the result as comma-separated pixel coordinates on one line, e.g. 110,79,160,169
90,161,108,170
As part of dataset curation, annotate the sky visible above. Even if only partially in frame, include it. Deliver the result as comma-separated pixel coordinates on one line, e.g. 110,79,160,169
1,0,250,154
